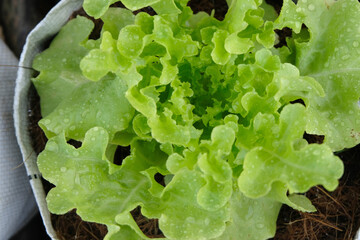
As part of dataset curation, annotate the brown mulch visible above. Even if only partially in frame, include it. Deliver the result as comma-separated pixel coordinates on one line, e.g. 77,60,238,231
273,145,360,240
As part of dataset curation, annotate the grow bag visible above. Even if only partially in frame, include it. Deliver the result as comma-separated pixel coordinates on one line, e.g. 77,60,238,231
14,0,83,238
0,39,37,239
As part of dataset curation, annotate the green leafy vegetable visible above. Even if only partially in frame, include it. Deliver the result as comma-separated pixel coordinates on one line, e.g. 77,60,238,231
275,0,360,151
33,0,360,239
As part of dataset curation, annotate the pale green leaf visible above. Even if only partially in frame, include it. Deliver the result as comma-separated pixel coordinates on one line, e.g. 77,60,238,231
83,0,118,19
214,188,281,240
153,169,229,240
238,105,344,198
38,127,155,224
32,17,94,116
39,75,134,142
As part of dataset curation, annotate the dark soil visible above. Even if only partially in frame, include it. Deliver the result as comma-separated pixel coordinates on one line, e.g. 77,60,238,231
28,0,360,239
273,145,360,240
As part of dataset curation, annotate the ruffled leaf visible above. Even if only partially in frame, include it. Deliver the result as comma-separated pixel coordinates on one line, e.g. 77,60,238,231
38,127,155,225
276,0,360,151
83,0,118,19
238,104,344,198
147,169,230,240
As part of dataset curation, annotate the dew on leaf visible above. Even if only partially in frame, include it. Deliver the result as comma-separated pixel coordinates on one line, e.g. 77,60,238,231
73,151,80,157
204,218,210,225
307,4,315,11
256,223,264,229
81,110,88,118
47,142,59,152
272,142,279,148
341,55,350,60
186,217,195,223
60,167,67,172
75,174,81,184
353,41,359,47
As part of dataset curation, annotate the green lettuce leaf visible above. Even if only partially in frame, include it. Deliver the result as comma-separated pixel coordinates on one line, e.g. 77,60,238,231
38,127,156,225
214,187,282,240
32,16,94,116
33,0,357,239
238,104,344,198
101,8,135,38
39,75,134,142
144,169,230,240
276,0,360,151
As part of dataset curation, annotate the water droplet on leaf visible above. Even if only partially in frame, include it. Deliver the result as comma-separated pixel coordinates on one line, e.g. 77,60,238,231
256,223,264,229
308,4,315,11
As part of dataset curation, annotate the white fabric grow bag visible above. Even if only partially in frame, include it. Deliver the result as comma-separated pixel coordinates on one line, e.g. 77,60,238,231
13,0,360,239
13,0,83,239
0,39,37,240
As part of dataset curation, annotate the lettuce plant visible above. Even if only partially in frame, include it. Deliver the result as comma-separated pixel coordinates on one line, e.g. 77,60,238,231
32,0,360,239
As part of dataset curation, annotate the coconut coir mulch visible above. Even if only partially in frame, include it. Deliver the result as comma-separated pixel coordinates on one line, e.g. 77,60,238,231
28,0,360,239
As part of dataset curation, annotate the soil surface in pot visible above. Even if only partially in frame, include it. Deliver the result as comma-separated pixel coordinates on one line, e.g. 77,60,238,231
28,0,360,239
